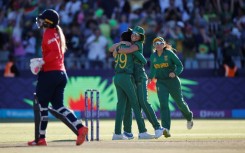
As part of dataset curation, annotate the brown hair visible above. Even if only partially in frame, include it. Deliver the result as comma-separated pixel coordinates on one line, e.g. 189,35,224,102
164,43,173,50
164,43,177,53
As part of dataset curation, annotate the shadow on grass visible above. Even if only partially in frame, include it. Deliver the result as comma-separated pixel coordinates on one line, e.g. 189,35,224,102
0,140,75,148
0,145,29,148
51,139,75,142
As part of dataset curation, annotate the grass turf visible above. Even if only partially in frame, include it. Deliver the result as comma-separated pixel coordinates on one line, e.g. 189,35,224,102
0,119,245,153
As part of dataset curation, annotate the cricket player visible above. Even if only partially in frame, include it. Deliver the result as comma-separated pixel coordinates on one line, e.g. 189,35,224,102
148,37,194,137
28,9,88,146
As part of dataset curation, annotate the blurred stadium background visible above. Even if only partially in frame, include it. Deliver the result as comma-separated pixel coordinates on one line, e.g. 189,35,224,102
0,0,245,120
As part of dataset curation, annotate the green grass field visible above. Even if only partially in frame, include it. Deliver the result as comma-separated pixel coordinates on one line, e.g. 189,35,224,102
0,119,245,153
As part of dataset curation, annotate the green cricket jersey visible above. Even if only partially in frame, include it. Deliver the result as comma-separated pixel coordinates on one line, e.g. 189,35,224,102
133,41,148,81
133,41,143,63
115,44,147,74
123,42,162,132
114,44,148,134
149,49,183,79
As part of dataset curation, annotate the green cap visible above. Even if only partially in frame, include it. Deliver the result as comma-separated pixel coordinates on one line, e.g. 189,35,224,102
133,26,145,35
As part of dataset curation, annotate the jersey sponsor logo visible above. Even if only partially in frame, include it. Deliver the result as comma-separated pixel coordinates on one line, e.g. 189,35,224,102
48,38,56,44
154,63,169,69
47,33,59,45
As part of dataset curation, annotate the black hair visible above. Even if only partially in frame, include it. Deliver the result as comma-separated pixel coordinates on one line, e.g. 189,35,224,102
121,30,132,42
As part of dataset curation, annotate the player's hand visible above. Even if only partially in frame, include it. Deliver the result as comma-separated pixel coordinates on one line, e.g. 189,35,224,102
169,72,176,78
113,50,118,58
30,58,45,75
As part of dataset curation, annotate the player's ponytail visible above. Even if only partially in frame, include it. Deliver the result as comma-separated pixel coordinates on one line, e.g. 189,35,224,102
56,25,67,53
164,43,178,54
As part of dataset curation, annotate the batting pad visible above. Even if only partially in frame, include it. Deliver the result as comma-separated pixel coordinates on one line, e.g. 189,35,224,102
48,106,78,135
33,93,41,143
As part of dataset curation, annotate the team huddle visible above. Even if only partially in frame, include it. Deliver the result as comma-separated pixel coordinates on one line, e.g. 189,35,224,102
109,26,193,140
28,9,193,146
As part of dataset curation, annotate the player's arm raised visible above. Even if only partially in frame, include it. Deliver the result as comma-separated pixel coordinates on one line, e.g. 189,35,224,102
109,41,131,52
109,43,121,52
118,44,139,54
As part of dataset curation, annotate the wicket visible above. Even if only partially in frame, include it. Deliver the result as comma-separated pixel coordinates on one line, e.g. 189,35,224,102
84,89,100,141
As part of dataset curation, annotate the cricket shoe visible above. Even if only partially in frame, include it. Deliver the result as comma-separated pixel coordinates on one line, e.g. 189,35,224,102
155,127,164,139
76,126,88,145
112,134,128,140
27,138,47,146
123,131,134,139
138,132,155,139
187,120,194,130
163,129,171,138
